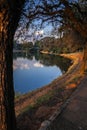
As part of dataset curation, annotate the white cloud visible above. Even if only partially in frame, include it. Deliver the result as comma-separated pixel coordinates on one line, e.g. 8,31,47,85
13,60,30,70
20,63,30,70
13,57,44,70
34,62,44,68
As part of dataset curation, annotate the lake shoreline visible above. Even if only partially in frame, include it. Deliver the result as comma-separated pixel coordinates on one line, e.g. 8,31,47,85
16,52,84,130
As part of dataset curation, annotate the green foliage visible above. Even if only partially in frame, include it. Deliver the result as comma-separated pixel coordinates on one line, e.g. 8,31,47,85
21,42,33,50
36,91,53,105
34,41,40,48
22,104,35,113
13,42,33,51
52,47,62,53
38,35,82,54
20,91,55,113
62,47,69,53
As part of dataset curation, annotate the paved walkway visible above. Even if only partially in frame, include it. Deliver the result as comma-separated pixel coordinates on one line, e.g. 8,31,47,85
49,76,87,130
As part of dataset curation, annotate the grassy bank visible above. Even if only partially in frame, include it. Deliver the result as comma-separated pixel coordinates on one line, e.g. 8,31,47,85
15,52,84,130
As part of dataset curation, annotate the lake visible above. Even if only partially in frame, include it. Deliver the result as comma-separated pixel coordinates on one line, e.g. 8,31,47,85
13,51,71,94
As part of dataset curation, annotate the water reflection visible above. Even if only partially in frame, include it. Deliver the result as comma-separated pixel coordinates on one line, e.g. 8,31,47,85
13,51,71,94
13,52,71,73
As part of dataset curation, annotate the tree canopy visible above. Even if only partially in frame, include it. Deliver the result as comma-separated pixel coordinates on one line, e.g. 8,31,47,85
21,0,87,40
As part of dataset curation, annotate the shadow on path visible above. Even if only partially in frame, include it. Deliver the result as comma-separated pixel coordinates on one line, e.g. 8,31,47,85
48,76,87,130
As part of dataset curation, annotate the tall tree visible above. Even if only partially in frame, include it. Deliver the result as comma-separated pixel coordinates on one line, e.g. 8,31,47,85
0,1,25,130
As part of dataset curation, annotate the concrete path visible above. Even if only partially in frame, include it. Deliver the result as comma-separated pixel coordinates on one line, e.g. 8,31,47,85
49,76,87,130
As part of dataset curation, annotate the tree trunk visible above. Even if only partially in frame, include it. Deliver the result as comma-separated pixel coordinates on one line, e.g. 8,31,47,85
0,1,25,130
0,7,16,130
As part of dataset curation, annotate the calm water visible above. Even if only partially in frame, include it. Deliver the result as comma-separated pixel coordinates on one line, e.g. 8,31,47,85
13,52,71,94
